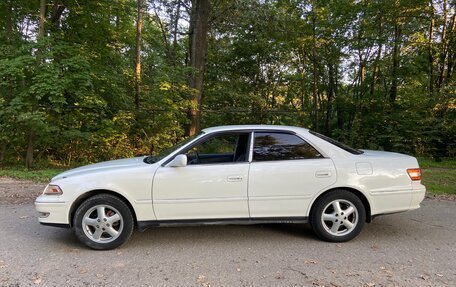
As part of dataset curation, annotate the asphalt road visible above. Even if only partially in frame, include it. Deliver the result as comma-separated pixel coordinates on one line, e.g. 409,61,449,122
0,197,455,287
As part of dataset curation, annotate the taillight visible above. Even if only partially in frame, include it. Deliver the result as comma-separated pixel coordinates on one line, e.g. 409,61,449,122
407,168,421,181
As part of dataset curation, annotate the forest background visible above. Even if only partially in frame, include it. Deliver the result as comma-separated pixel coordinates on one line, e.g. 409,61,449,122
0,0,454,170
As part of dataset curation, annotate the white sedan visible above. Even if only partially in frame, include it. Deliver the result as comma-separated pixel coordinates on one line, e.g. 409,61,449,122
35,125,425,249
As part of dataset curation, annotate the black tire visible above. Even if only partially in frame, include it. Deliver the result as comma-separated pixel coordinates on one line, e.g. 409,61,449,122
310,190,366,242
73,194,134,250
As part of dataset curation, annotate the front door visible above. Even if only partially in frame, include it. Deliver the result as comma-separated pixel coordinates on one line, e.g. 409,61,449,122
153,132,251,220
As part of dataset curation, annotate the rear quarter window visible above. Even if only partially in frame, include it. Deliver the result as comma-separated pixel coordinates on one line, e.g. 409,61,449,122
309,131,363,155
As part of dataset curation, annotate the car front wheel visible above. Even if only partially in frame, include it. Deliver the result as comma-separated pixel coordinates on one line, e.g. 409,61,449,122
74,194,134,250
310,190,366,242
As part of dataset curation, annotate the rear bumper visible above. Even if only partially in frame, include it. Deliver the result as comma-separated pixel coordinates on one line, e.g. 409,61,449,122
35,195,70,225
410,185,426,210
369,183,426,216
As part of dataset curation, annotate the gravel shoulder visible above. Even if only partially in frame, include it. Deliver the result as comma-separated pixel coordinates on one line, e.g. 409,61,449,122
0,177,45,205
0,177,455,286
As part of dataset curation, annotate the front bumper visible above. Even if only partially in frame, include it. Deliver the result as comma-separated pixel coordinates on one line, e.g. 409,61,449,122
35,195,70,225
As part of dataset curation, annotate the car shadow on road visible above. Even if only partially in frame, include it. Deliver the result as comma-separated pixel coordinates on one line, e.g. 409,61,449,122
125,223,316,250
38,226,82,246
32,212,431,251
359,213,430,242
255,223,315,239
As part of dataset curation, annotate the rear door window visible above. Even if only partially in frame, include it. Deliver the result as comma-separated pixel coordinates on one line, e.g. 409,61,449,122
253,132,322,161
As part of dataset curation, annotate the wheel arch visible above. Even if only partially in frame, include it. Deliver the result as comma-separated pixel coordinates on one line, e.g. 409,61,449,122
69,189,138,227
308,187,372,223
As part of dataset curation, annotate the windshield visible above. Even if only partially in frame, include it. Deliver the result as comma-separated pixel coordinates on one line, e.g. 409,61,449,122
309,131,364,155
144,133,202,164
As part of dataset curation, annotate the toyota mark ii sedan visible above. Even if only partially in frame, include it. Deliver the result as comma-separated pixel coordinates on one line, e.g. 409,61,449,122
35,125,426,249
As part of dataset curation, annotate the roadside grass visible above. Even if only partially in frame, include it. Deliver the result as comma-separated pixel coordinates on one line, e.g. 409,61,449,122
421,168,456,195
419,157,456,195
0,157,455,195
0,167,66,182
418,157,456,169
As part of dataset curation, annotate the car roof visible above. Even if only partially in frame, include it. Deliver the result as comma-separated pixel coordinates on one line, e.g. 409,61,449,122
201,125,309,134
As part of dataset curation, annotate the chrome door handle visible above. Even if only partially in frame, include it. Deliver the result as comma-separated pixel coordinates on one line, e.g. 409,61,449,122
315,171,331,178
227,175,243,182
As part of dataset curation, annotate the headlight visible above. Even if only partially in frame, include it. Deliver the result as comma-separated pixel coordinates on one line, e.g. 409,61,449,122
43,184,63,195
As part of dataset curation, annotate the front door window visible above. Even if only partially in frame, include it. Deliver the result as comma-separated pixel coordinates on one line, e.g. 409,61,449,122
184,133,250,165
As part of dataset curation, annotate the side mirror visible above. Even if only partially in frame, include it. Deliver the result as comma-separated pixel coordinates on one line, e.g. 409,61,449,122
167,154,187,167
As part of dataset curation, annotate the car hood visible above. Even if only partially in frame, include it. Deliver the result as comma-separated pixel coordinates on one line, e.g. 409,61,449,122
52,157,148,181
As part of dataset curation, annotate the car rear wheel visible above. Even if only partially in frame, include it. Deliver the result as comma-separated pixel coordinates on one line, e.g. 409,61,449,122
310,190,366,242
74,194,134,250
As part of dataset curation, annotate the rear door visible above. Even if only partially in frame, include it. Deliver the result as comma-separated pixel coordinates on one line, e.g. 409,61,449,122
248,131,336,218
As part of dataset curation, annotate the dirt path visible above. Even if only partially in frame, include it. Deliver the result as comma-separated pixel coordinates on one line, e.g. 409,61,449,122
0,177,455,286
0,177,45,205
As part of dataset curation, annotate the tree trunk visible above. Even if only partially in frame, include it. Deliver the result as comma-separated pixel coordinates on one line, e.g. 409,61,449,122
5,0,13,43
436,0,448,91
445,14,455,82
171,1,181,66
311,5,318,132
50,2,65,28
134,0,144,110
297,48,307,127
389,22,401,104
26,0,46,169
370,16,383,97
186,0,210,136
4,1,14,99
25,131,35,170
153,5,171,62
0,143,6,162
325,63,335,136
332,63,342,132
428,1,435,97
39,0,46,38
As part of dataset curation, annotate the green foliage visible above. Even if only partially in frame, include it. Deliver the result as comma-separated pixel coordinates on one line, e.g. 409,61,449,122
0,167,66,182
0,0,454,168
